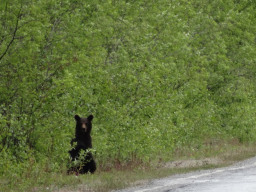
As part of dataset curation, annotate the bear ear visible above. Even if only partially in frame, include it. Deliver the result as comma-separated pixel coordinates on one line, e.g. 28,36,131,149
87,115,94,121
74,115,80,121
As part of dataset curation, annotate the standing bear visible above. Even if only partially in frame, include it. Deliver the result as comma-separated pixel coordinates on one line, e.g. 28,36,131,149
68,114,96,174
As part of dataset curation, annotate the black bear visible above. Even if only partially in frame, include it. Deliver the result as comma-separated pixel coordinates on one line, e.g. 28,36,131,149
68,114,96,174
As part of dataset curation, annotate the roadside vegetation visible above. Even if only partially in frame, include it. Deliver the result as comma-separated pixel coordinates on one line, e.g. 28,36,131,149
1,0,256,191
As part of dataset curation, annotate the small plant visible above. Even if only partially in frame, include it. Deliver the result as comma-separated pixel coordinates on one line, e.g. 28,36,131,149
68,149,96,174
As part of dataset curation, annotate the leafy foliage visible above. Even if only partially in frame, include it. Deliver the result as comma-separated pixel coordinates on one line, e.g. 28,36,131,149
1,0,256,177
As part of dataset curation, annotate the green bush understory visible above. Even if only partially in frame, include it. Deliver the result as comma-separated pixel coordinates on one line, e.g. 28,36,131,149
1,0,256,186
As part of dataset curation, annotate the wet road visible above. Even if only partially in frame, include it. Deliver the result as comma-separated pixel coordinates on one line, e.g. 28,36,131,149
119,156,256,192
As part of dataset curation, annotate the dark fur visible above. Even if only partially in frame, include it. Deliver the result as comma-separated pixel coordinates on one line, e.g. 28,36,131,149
68,114,96,174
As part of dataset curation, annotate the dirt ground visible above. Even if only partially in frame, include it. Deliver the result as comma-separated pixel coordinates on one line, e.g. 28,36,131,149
163,158,223,169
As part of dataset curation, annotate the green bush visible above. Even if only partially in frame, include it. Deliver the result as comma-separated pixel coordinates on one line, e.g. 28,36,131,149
0,0,256,176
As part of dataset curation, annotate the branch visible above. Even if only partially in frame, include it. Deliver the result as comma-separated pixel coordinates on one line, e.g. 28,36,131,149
36,64,64,91
0,4,22,62
239,2,252,13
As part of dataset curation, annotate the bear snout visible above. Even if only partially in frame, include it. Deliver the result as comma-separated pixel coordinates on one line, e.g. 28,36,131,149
82,123,87,131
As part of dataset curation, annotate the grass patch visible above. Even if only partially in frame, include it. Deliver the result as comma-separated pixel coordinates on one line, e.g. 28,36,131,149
1,141,256,192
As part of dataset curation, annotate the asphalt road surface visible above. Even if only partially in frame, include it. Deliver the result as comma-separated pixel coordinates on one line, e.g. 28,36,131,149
118,156,256,192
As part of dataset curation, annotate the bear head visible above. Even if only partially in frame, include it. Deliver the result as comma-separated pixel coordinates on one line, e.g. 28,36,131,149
74,114,94,133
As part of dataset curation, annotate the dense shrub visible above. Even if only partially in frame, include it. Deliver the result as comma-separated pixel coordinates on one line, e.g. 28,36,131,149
0,0,256,175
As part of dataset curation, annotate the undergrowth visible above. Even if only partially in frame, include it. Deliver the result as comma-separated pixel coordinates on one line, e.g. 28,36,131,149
1,141,256,192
